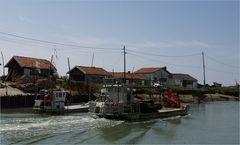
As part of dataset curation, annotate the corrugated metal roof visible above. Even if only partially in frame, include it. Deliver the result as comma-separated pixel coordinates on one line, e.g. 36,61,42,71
134,67,161,73
5,56,55,70
76,66,110,75
172,73,197,81
111,72,146,80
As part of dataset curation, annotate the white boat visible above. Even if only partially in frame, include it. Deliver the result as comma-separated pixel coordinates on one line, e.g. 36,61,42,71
33,89,89,114
89,84,189,121
33,89,67,114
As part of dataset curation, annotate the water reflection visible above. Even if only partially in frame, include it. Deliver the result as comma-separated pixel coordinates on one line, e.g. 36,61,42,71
98,120,156,143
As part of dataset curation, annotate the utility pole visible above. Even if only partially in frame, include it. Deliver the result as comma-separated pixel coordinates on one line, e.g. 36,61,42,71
123,45,126,84
202,51,206,88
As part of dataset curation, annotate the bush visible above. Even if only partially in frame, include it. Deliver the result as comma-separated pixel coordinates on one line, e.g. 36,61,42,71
56,79,69,89
167,85,239,97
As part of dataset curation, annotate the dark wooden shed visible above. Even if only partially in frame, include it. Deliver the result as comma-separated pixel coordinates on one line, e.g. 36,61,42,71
68,66,112,84
4,56,56,81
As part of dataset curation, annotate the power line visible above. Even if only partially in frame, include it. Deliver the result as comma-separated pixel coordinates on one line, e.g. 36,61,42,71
128,52,201,69
127,49,201,58
205,66,239,75
1,31,239,71
111,53,122,69
0,35,121,54
0,35,53,49
205,54,240,69
0,31,120,51
0,31,204,58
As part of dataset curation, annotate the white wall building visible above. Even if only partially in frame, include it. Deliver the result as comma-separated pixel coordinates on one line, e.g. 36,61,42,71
134,67,172,86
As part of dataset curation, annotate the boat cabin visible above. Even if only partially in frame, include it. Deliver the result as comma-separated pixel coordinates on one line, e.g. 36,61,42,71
100,84,134,104
34,90,68,113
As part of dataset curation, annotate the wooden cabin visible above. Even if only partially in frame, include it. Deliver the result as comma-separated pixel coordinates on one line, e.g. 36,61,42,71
4,56,56,81
68,66,112,84
170,73,198,89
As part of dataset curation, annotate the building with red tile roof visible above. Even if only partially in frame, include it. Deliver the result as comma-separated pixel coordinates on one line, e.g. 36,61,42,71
134,67,161,74
68,66,112,84
5,56,56,81
134,66,172,86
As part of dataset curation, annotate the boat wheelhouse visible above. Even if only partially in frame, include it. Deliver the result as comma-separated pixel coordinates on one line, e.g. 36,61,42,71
33,89,67,113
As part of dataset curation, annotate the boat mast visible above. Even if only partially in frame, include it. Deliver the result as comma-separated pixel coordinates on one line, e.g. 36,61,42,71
48,55,54,90
67,57,71,97
202,51,206,89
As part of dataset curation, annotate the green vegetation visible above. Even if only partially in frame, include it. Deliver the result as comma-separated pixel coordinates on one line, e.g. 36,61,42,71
134,85,239,97
168,85,239,97
209,86,239,97
56,77,102,94
90,84,102,94
56,77,70,89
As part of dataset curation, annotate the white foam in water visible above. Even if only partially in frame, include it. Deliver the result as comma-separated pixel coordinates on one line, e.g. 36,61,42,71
0,119,53,131
162,115,182,121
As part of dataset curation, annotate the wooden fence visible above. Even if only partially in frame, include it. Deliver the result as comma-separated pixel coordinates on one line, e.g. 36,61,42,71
0,95,35,108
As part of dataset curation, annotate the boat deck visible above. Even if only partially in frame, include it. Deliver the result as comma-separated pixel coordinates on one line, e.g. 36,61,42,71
64,104,89,113
158,107,184,113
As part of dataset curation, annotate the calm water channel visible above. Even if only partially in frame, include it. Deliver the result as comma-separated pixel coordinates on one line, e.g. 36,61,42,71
0,101,239,144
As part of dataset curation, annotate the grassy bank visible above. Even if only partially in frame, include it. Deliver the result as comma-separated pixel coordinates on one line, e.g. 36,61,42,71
170,85,239,97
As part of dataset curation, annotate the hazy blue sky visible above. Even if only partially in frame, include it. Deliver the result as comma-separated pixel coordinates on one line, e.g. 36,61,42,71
0,0,239,86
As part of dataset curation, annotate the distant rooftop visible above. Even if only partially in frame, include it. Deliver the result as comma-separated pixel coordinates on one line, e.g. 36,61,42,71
111,72,146,80
5,56,55,70
134,67,161,73
70,66,110,76
172,73,197,81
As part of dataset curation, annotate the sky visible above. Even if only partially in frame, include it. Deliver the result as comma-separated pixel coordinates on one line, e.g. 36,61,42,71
0,0,239,86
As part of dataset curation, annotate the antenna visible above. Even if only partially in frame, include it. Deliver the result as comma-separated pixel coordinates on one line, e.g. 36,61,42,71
1,51,7,95
1,51,5,78
53,48,58,70
91,52,94,67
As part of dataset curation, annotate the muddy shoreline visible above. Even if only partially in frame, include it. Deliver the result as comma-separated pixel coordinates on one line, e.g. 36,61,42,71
136,93,239,104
